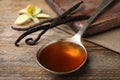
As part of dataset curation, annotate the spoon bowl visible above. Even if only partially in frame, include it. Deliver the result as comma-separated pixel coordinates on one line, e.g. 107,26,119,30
36,38,87,75
36,0,114,75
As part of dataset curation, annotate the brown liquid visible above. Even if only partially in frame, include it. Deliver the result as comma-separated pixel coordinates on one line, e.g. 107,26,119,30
38,41,86,72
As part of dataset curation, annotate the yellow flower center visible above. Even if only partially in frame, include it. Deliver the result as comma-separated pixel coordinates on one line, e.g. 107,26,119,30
27,4,35,15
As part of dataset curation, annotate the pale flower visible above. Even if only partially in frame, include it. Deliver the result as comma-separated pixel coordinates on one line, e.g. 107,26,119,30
15,4,50,25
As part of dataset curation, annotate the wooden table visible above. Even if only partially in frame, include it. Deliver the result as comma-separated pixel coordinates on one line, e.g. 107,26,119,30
0,0,120,80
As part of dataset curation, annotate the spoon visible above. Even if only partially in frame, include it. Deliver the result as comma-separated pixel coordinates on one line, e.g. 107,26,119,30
36,0,114,75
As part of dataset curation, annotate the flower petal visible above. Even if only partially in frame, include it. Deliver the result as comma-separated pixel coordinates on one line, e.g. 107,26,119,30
37,13,50,18
15,14,31,25
18,8,27,14
34,7,41,15
31,17,40,23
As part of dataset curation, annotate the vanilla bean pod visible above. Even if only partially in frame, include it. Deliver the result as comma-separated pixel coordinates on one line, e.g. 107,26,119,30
52,15,90,26
59,1,83,18
11,18,55,31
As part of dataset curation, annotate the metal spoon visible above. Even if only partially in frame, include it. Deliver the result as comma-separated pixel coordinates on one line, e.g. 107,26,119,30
36,0,114,75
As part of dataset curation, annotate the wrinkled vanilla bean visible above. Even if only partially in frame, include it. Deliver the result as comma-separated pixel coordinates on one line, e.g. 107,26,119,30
11,18,55,31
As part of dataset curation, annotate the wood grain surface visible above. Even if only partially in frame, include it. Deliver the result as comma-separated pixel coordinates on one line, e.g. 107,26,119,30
0,0,120,80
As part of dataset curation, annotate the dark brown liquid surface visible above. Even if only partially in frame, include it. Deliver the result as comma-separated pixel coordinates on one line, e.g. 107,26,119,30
38,41,86,72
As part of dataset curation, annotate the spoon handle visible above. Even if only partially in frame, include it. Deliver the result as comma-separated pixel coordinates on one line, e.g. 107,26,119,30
77,0,114,37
